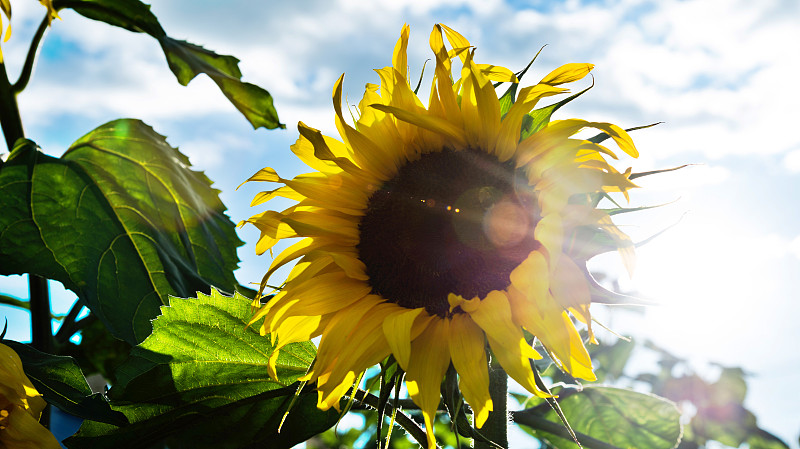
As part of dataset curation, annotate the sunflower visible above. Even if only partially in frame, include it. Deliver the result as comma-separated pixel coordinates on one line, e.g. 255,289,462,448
243,24,638,447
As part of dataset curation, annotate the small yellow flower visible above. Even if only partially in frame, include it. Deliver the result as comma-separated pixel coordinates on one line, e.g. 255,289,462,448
0,343,60,449
244,24,638,447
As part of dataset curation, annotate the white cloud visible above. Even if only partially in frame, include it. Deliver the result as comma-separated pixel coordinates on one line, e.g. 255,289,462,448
783,149,800,172
790,235,800,261
5,0,796,167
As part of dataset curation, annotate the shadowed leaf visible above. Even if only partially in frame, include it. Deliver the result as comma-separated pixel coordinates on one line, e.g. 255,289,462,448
3,340,126,425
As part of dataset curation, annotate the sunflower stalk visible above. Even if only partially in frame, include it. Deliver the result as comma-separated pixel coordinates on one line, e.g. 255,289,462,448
475,355,508,449
0,52,55,366
352,389,429,448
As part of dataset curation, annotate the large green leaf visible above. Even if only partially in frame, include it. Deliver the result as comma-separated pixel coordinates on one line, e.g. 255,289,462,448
533,386,682,449
0,120,242,344
3,339,126,425
53,0,283,129
65,289,338,449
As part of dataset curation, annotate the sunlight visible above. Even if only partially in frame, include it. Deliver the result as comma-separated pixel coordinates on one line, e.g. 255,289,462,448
612,211,786,364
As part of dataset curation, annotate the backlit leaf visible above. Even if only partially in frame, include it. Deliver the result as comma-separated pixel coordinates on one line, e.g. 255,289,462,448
532,386,682,449
64,289,337,449
53,0,283,129
0,120,241,344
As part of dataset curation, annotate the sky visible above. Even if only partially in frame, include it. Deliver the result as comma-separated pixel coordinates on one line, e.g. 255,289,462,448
1,0,799,446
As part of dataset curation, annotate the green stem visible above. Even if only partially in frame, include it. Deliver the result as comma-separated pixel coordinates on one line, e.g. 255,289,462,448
1,53,53,428
476,356,508,449
28,275,52,429
28,275,53,352
12,14,51,94
0,61,24,152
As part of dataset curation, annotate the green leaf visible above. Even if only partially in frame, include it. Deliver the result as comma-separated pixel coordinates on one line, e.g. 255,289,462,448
534,387,682,449
590,339,635,383
521,83,592,140
588,122,662,145
54,0,164,36
0,120,242,344
62,317,133,379
746,429,791,449
160,38,283,130
53,0,283,129
65,289,338,449
2,340,126,425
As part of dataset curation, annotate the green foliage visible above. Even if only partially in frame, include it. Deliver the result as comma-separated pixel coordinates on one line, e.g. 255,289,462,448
532,387,682,449
62,318,132,380
2,339,125,425
65,289,337,449
638,343,790,449
53,0,283,129
0,121,242,344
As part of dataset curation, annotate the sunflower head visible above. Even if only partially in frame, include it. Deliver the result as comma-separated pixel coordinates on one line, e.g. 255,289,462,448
0,343,61,449
243,23,639,447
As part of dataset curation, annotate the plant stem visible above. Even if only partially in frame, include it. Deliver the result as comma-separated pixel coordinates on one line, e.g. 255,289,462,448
29,275,53,352
0,61,24,152
12,14,51,94
476,356,508,449
1,53,53,428
29,275,52,429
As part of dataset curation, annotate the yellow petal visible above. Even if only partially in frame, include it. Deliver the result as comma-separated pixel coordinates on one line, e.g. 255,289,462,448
324,303,399,389
371,103,467,148
551,256,591,313
393,24,410,79
267,313,328,380
273,272,371,323
4,404,61,449
289,133,343,174
448,314,492,428
539,63,594,86
466,291,547,397
297,121,365,178
382,307,426,369
495,84,565,162
333,75,399,180
238,167,279,188
313,296,379,379
250,186,303,207
316,371,357,411
439,23,472,63
460,55,502,152
406,318,451,449
262,237,323,284
506,286,595,381
477,63,518,83
534,213,563,269
429,25,463,127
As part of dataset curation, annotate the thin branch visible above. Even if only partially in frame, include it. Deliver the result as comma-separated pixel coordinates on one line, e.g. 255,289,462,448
512,410,624,449
12,14,50,94
351,390,431,449
54,300,86,343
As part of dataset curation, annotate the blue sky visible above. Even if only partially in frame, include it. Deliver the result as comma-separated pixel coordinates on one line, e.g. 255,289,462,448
2,0,799,446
